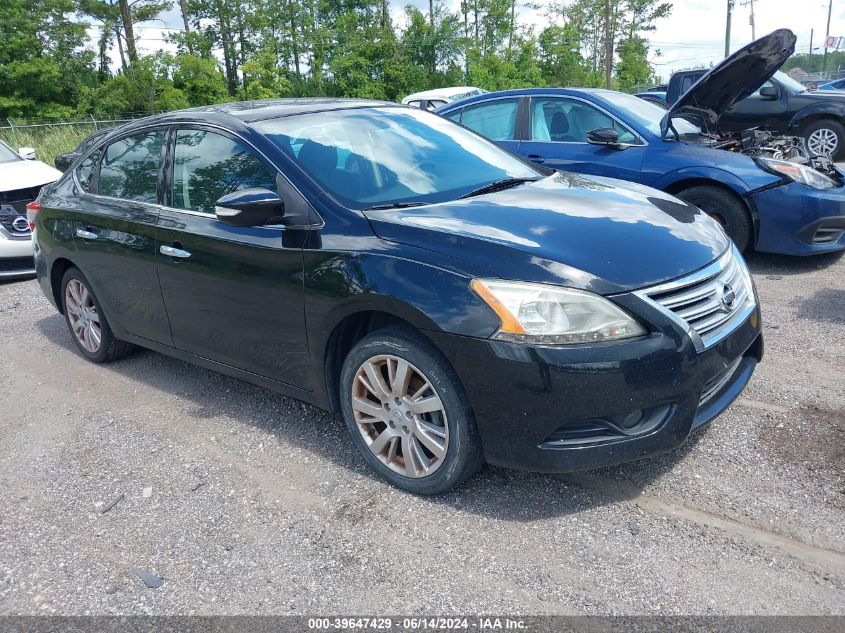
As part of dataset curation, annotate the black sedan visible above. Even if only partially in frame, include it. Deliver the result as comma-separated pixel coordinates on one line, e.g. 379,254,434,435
30,99,762,494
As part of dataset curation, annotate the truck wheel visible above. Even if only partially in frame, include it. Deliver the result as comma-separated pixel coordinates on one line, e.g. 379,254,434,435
676,185,753,253
803,118,845,160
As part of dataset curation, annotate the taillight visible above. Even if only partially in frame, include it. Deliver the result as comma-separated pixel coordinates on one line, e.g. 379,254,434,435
26,200,40,231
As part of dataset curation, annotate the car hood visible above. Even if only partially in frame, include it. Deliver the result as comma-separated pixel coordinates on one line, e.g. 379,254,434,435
663,29,796,134
0,159,62,192
363,173,730,295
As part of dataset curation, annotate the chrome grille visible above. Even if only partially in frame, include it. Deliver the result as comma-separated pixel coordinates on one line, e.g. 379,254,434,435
637,246,756,351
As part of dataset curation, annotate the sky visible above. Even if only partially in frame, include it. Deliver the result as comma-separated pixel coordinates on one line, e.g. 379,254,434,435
106,0,845,81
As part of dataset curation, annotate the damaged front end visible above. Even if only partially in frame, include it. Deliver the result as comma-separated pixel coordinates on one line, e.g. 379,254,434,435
722,130,840,180
697,129,843,189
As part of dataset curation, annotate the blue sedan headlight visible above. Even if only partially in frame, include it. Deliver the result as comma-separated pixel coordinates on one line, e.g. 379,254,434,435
755,157,837,189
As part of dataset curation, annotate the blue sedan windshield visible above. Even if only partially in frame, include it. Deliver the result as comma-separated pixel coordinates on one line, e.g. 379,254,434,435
600,91,701,137
254,106,541,209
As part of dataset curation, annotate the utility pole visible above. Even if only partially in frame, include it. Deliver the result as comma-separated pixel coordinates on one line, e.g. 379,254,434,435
725,0,734,57
810,28,814,70
739,0,755,40
823,0,833,73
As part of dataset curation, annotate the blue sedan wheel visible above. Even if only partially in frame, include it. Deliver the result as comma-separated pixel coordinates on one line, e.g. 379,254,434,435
676,186,753,252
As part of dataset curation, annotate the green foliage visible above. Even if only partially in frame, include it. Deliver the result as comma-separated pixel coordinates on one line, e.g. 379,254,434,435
616,36,653,91
0,124,92,166
3,0,683,125
0,0,96,119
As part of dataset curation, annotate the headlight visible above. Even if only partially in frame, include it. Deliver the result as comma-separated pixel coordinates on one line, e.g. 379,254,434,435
756,157,836,189
470,279,647,345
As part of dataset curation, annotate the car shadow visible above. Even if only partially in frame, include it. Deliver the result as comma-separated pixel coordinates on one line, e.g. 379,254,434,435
745,249,843,275
35,313,705,521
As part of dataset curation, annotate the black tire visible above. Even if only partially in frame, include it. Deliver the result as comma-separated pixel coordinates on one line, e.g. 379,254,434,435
339,325,484,494
676,185,753,253
801,118,845,160
61,267,133,363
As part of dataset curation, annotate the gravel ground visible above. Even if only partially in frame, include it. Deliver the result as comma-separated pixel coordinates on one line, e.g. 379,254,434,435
0,250,843,616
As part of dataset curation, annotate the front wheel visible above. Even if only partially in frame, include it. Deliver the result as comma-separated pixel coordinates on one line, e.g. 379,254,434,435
675,185,753,253
802,118,845,160
339,326,483,494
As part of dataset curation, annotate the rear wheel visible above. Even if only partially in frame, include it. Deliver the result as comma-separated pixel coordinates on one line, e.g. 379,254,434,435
61,268,133,363
802,118,845,159
676,185,753,253
339,326,483,494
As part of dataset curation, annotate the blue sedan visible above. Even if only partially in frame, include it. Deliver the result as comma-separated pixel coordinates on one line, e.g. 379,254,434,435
438,88,845,255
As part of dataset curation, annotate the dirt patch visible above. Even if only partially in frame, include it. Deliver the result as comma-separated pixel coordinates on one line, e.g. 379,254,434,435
759,405,845,495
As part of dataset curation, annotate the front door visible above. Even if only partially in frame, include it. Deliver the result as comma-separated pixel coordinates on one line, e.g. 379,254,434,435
72,129,173,344
155,127,309,387
717,80,789,132
516,96,646,183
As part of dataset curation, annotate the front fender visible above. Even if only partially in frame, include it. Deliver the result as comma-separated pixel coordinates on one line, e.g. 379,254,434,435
788,103,845,130
651,166,758,194
305,250,499,344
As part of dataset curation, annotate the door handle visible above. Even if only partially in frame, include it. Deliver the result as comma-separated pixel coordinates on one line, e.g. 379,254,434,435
160,244,191,259
76,228,98,240
527,154,546,164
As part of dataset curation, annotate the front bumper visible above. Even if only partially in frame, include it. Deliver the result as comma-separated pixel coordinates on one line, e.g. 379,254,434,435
749,181,845,255
426,304,762,473
0,233,35,279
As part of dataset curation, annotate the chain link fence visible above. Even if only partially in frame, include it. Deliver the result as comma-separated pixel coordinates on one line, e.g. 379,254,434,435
0,116,145,168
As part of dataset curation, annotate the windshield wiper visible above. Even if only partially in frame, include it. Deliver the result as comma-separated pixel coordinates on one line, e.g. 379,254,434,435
459,177,539,199
361,201,427,211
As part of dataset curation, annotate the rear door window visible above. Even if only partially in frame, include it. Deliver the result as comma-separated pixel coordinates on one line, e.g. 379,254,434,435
458,99,520,141
97,131,164,203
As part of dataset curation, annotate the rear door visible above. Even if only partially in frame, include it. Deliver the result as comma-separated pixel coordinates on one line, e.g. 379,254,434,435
442,97,524,155
155,126,309,387
516,96,646,182
72,129,173,344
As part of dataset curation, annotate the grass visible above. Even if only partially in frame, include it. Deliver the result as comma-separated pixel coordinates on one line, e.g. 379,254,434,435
0,123,124,168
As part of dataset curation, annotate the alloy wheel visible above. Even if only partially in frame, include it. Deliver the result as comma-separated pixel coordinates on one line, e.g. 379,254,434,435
65,278,102,353
807,128,839,156
351,354,449,478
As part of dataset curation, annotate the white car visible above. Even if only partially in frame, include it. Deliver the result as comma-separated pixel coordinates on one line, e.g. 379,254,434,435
401,86,487,110
0,141,61,279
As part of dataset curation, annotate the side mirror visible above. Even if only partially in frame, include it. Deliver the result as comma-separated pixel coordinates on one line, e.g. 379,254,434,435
587,128,620,147
759,85,778,100
18,147,36,160
215,188,285,227
54,153,74,172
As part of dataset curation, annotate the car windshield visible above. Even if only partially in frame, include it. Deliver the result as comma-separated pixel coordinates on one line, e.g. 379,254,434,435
599,91,701,137
254,106,541,209
773,71,807,94
0,141,22,163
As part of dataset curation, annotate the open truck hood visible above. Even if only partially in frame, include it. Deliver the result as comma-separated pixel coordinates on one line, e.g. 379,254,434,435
662,29,796,135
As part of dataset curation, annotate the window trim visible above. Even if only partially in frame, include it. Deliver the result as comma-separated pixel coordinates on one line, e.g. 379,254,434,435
74,120,321,228
523,94,648,147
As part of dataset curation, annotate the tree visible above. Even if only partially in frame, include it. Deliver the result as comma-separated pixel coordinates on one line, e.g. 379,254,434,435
0,0,97,120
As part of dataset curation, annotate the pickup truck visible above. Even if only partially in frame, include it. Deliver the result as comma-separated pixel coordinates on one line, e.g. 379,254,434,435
667,67,845,159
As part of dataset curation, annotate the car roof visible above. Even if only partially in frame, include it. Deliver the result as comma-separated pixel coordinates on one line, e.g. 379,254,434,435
107,98,399,135
437,87,618,110
404,87,483,101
